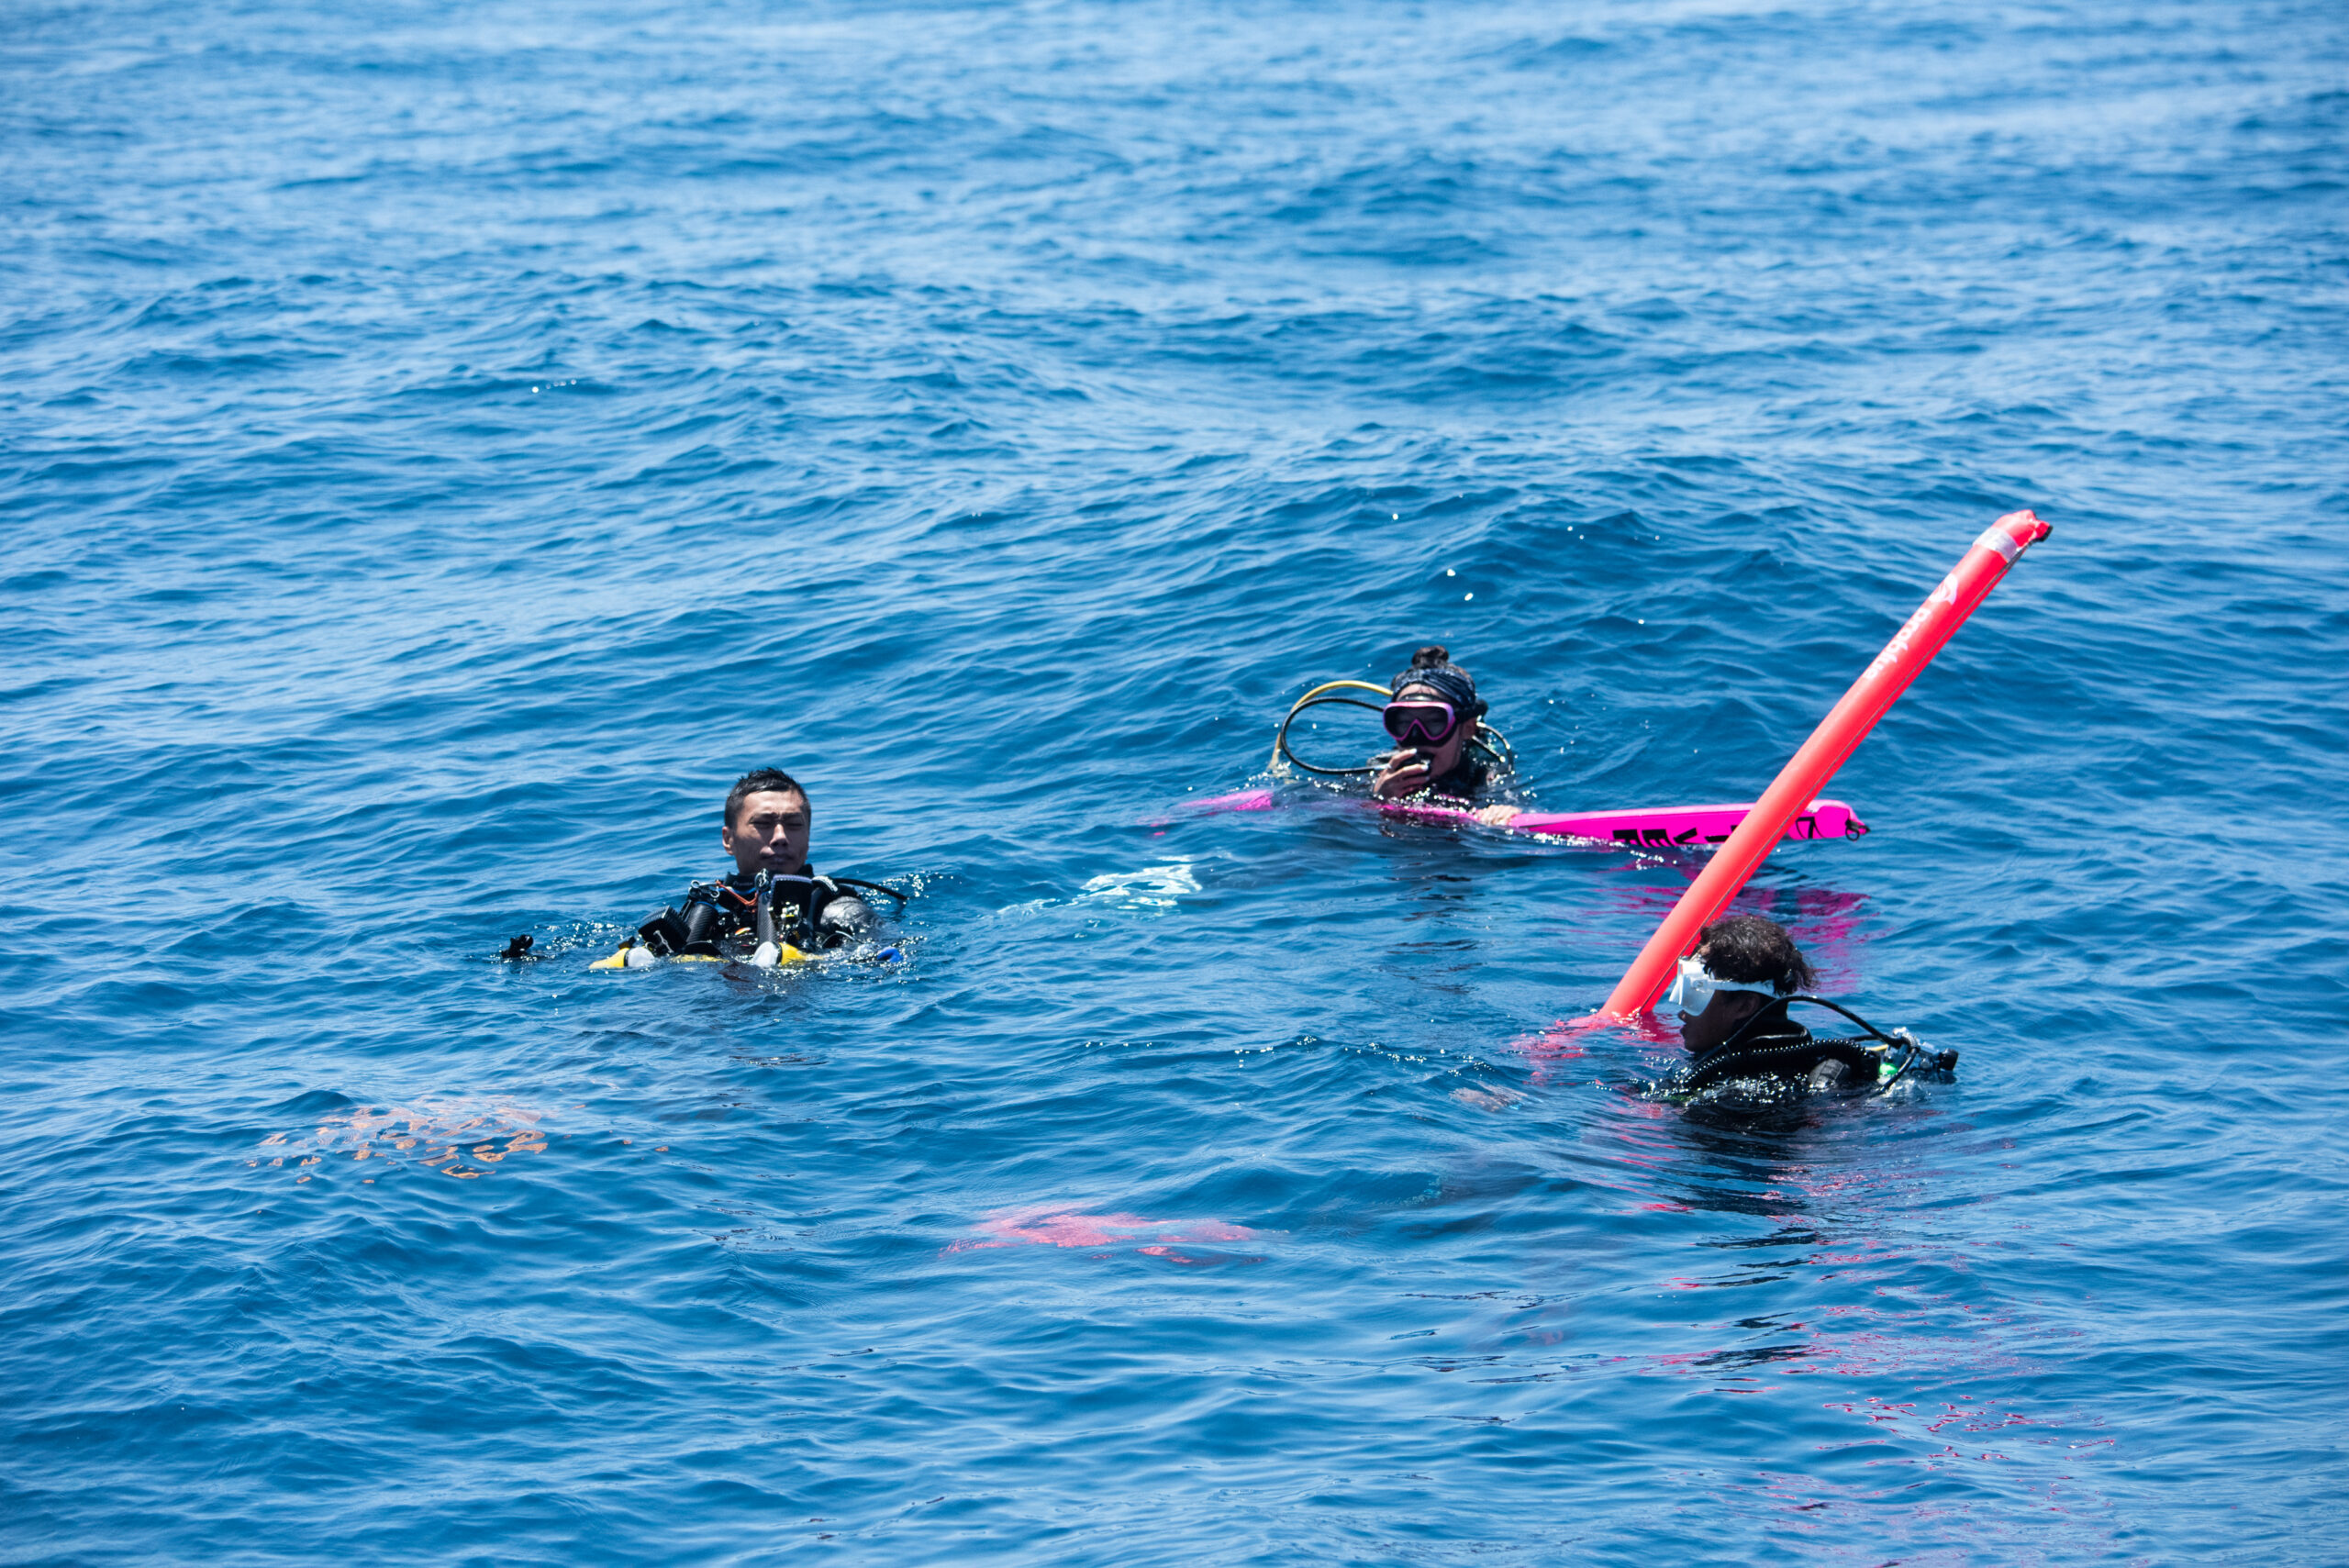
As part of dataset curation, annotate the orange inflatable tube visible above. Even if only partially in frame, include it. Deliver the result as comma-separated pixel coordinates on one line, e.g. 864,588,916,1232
1599,509,2053,1018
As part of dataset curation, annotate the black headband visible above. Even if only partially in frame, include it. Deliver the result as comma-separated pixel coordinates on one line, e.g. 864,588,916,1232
1391,661,1482,716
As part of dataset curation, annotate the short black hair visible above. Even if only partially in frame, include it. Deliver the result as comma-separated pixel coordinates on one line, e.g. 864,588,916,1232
1695,914,1816,995
724,768,809,828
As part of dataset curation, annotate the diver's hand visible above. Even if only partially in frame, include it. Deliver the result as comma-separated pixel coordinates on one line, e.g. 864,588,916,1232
1372,750,1433,798
1474,804,1520,828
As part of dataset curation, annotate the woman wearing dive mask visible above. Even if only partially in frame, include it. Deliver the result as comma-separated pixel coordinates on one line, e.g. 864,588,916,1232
1372,645,1520,825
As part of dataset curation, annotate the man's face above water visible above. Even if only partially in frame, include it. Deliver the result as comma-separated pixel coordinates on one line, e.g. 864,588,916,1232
1676,945,1778,1053
723,789,811,876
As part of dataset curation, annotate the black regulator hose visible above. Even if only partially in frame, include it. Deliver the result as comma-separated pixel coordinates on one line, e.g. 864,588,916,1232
1275,688,1385,776
1681,995,1950,1094
829,876,912,907
1270,680,1518,779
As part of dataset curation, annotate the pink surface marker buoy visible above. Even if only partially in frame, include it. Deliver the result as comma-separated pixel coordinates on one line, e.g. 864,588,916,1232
1598,509,2053,1019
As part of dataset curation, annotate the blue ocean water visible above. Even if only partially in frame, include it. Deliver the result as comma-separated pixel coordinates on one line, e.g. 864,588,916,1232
5,0,2346,1561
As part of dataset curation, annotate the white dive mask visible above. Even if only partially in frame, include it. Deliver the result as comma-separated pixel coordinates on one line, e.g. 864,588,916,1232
1664,955,1787,1017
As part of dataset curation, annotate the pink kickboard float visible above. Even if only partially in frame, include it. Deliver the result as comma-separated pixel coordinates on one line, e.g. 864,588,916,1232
1176,788,1865,849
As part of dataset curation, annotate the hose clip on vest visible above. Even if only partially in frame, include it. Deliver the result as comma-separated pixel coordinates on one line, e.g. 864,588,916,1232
753,871,777,949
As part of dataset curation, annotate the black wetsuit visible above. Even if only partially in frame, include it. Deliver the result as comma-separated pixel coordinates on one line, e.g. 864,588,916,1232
635,867,876,958
1378,751,1500,808
1679,1001,1886,1093
1424,754,1490,806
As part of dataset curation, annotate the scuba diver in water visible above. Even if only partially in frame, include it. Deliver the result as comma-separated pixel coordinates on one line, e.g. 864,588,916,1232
1372,646,1520,824
610,768,891,969
1668,914,1954,1093
1275,644,1523,825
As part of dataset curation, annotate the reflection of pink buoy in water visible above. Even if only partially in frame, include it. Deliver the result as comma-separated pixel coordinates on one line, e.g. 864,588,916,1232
1780,887,1873,990
946,1207,1266,1262
1180,788,1276,816
1600,510,2053,1018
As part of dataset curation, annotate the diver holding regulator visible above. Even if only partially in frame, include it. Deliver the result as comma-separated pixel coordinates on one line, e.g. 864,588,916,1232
1666,914,1956,1095
604,768,901,970
1370,646,1523,825
1275,644,1526,824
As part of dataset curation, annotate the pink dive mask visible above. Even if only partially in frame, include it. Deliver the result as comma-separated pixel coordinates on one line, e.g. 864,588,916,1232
1383,699,1462,747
